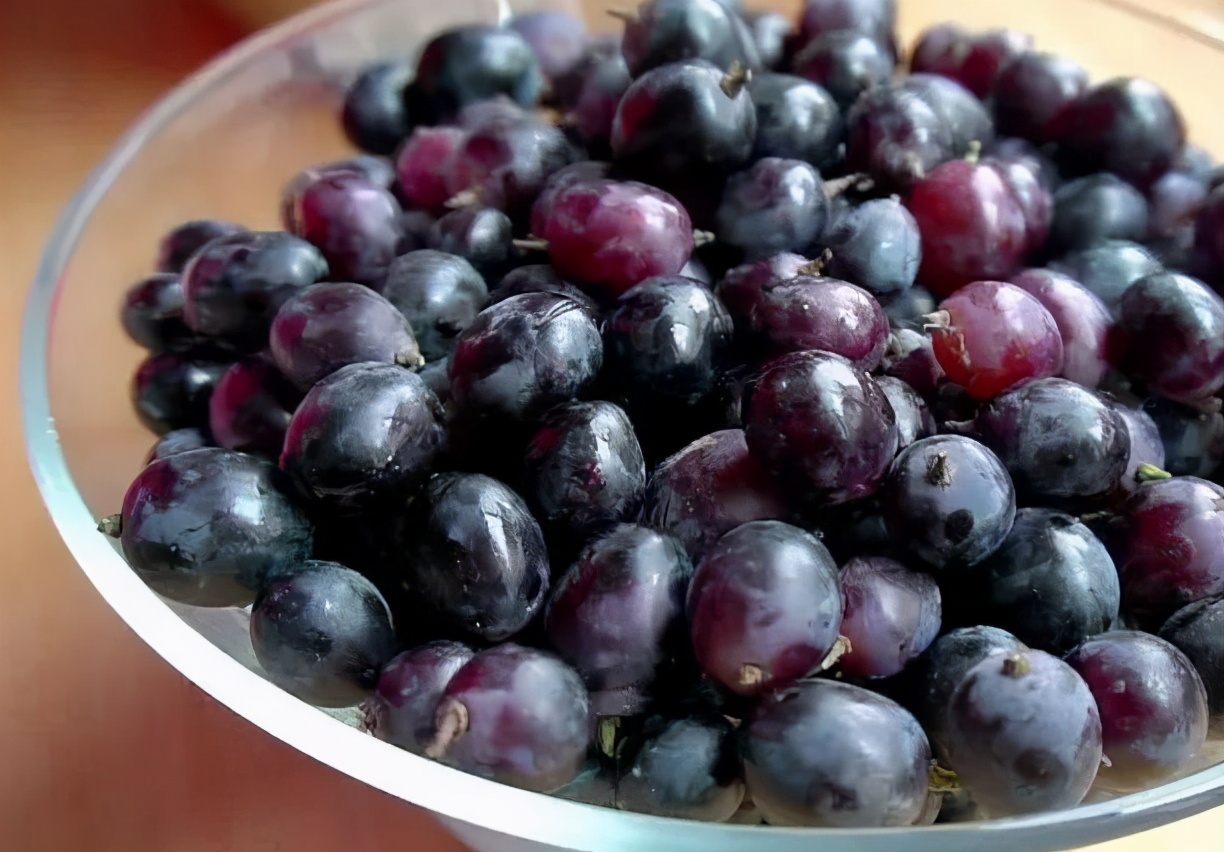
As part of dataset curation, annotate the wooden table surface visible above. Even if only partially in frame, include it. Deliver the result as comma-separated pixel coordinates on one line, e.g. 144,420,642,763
1,0,1223,849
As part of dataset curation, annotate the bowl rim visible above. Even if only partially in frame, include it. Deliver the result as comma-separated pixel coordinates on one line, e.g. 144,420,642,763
19,0,1224,848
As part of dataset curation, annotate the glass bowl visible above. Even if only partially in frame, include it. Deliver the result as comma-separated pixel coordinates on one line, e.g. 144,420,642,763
19,0,1224,849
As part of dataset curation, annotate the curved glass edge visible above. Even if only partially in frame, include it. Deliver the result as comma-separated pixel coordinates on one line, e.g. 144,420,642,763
17,0,1224,849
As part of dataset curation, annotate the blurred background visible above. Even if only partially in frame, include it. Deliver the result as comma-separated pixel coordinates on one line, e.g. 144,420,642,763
2,0,1224,850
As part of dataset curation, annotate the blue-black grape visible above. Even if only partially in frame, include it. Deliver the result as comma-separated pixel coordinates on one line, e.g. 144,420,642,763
365,640,475,753
380,249,490,362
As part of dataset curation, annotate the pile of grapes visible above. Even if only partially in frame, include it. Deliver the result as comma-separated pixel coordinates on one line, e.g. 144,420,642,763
107,0,1224,828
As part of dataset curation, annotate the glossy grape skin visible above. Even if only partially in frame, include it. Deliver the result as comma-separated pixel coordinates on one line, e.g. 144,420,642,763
508,11,587,81
449,293,602,421
428,644,590,792
250,561,396,707
748,73,843,172
1119,272,1224,404
1065,631,1209,787
286,171,404,286
282,157,399,231
118,448,313,606
881,435,1017,572
144,428,210,465
1144,397,1224,478
427,207,513,281
447,117,575,219
910,25,1031,99
1058,77,1186,190
531,160,614,235
822,198,921,298
131,352,229,435
745,274,890,369
570,52,632,154
794,30,893,109
882,329,945,402
395,126,468,212
1049,239,1163,315
715,158,828,259
603,276,733,403
945,649,1102,817
181,231,328,351
905,625,1027,763
365,640,475,753
743,12,792,71
544,525,692,704
1160,596,1224,721
411,26,543,123
341,62,413,155
687,520,841,695
715,252,807,327
844,84,953,194
746,351,898,507
974,379,1130,507
1148,169,1208,244
838,556,941,679
877,376,934,449
611,60,757,183
488,264,600,316
208,357,300,456
121,273,194,354
641,429,791,562
1105,477,1224,630
403,473,550,641
1048,174,1149,253
908,161,1028,297
796,0,897,52
525,401,644,538
928,280,1064,400
902,74,995,160
620,0,759,78
380,249,490,361
268,282,421,390
1010,268,1116,388
741,679,930,827
1112,403,1167,499
534,178,694,301
882,286,938,331
993,52,1089,144
155,219,247,274
280,363,445,506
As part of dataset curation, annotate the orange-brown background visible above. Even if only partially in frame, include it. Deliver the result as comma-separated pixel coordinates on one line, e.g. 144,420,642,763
1,0,1222,850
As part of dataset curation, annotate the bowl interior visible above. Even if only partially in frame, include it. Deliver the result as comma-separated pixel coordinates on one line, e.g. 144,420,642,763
22,0,1224,849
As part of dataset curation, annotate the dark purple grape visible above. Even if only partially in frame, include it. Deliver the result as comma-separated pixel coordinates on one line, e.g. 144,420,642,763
901,74,995,158
411,26,543,123
909,25,1031,100
1120,272,1224,404
426,207,513,281
745,274,889,369
741,680,929,827
1049,173,1149,253
341,62,413,156
973,378,1130,507
881,286,938,331
396,126,468,213
619,0,759,78
416,357,450,403
131,352,229,435
618,710,744,820
269,282,421,390
795,0,897,54
1058,77,1185,190
942,508,1119,655
822,198,921,298
603,276,733,403
944,649,1102,816
844,83,953,194
280,363,445,506
380,249,489,361
449,293,603,421
1112,402,1167,501
545,525,692,708
121,273,194,354
208,357,300,456
687,520,842,695
365,640,475,753
282,156,399,222
250,561,396,707
524,401,646,538
987,136,1061,190
1143,397,1224,478
1010,268,1116,388
748,73,843,172
181,231,327,351
155,219,247,274
1049,239,1163,315
877,376,934,449
488,264,600,316
743,11,791,71
286,171,404,286
837,556,941,679
881,435,1017,572
641,429,791,562
745,351,898,507
1194,184,1224,273
448,117,576,219
1148,169,1208,244
715,158,828,259
992,52,1088,144
117,448,313,606
882,328,945,401
794,30,893,109
715,252,807,327
508,11,587,82
404,473,549,641
905,625,1027,764
1066,631,1208,786
143,428,209,465
427,644,589,792
569,52,632,154
1159,596,1224,721
1105,476,1224,629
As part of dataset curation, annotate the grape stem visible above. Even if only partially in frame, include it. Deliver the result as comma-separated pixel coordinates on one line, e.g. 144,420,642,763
924,451,952,487
425,698,470,758
720,61,752,98
928,762,962,793
964,139,982,165
513,237,551,253
1001,653,1031,678
823,173,874,199
1134,462,1172,483
818,635,853,671
444,187,482,209
693,229,716,247
97,514,123,538
737,664,765,688
606,8,637,23
798,248,834,276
